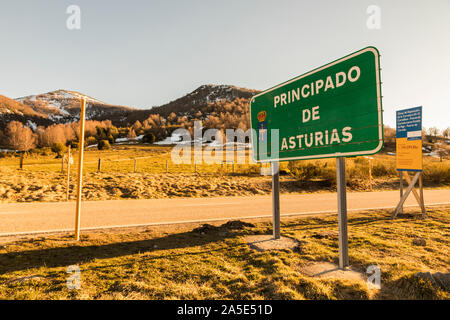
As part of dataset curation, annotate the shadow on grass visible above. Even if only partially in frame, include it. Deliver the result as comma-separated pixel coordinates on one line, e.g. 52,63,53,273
0,227,244,275
375,274,448,300
282,212,403,231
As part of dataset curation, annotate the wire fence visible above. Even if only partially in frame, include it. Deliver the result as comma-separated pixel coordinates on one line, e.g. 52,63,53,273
0,154,270,175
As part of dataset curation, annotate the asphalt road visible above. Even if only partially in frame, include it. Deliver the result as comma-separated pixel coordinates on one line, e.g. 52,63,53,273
1,189,449,236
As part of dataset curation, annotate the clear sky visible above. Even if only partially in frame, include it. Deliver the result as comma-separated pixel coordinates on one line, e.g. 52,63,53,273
0,0,449,129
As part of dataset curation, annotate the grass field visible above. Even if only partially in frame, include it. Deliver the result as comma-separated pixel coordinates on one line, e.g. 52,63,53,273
0,144,448,203
0,206,448,300
0,145,263,174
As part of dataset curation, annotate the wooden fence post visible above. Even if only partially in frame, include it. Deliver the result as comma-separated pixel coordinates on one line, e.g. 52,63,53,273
19,153,24,169
75,98,87,241
134,159,137,173
98,158,102,172
66,146,71,201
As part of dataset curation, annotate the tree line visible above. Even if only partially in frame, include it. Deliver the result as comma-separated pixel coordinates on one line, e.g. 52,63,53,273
0,96,448,157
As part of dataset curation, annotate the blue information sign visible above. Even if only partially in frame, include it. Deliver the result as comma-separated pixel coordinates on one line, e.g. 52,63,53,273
396,106,423,171
396,106,422,140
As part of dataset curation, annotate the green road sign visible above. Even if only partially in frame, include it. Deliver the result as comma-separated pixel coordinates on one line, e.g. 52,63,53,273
250,46,383,162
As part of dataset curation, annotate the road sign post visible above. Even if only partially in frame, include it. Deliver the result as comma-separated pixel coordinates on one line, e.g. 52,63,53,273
250,47,383,269
75,98,86,241
336,157,349,269
271,161,280,239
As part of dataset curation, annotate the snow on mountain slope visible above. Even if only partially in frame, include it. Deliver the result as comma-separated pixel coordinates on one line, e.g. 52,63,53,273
148,84,259,117
16,90,135,124
1,84,259,130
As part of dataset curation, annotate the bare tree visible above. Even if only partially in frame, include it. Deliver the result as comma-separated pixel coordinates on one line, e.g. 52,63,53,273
383,125,396,144
5,121,37,151
428,127,440,142
434,142,448,162
443,127,450,139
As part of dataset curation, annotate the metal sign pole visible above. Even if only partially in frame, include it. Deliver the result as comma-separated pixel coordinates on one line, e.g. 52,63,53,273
75,98,86,241
336,157,349,269
271,161,280,240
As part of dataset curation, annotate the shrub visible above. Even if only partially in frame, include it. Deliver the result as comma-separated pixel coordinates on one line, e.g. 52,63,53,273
86,136,97,146
353,157,367,165
423,163,450,184
51,142,67,157
107,126,119,138
70,140,89,149
98,140,111,150
142,133,156,144
288,160,335,183
40,147,52,156
372,161,396,177
107,134,115,144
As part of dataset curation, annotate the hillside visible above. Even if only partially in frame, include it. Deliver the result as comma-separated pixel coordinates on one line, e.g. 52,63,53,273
149,84,259,117
111,84,260,125
0,94,53,130
15,90,136,127
1,85,259,130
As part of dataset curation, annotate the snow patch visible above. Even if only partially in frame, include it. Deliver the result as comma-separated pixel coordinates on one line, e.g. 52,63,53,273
26,120,38,131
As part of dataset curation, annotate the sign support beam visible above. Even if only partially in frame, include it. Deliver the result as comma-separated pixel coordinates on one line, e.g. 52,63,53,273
271,161,280,240
399,171,404,214
419,173,426,218
336,157,349,270
392,171,426,218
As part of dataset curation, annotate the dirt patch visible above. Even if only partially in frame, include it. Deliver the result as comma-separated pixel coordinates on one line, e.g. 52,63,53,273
221,220,255,230
192,220,256,234
311,231,338,239
299,262,366,282
192,224,220,234
245,235,299,251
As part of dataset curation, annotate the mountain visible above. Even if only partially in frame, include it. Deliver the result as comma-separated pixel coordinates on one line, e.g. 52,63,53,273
149,84,259,117
122,84,260,124
15,90,135,126
0,94,53,130
0,84,259,130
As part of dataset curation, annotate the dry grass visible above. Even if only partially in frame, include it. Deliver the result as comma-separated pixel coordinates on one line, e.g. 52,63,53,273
0,206,448,300
0,145,448,203
288,154,450,186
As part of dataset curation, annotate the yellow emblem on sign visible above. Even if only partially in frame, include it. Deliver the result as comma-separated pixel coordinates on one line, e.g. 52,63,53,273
257,111,267,122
